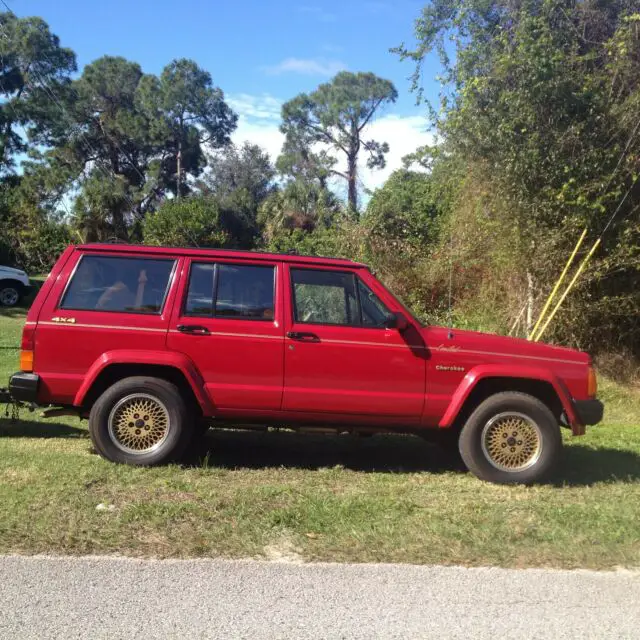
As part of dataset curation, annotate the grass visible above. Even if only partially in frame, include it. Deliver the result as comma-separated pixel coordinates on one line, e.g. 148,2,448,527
1,288,639,568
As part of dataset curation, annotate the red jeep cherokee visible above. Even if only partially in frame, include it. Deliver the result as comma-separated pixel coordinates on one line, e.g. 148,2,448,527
6,244,603,484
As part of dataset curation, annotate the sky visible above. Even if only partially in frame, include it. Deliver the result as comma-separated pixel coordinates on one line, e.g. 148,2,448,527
12,0,438,196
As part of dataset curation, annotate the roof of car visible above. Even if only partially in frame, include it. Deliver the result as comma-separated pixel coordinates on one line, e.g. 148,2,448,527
76,243,369,269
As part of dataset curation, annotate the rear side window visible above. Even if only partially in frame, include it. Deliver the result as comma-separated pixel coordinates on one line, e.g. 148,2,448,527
60,255,175,314
185,262,275,320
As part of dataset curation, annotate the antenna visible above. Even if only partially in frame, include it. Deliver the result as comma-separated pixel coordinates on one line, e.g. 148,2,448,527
447,219,454,339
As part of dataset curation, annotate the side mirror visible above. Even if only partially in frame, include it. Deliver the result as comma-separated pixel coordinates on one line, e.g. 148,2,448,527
384,311,409,332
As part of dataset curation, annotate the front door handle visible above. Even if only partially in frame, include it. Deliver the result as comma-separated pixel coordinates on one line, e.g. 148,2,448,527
287,331,320,342
177,324,210,335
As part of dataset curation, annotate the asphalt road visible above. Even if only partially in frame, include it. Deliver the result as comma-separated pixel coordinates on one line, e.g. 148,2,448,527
1,555,638,639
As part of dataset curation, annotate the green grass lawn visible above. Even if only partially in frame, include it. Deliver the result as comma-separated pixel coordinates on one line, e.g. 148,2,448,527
1,292,639,568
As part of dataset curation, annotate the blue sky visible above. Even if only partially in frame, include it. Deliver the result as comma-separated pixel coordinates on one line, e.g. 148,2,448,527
13,0,438,193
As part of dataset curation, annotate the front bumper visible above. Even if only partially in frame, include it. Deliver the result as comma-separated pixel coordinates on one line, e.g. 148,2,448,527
574,398,604,426
8,372,40,403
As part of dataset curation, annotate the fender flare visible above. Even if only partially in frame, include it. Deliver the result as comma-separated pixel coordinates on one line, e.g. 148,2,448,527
439,364,578,429
73,350,214,415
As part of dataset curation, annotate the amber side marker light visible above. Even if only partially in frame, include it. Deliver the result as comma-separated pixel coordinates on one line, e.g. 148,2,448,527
588,367,597,398
19,350,34,372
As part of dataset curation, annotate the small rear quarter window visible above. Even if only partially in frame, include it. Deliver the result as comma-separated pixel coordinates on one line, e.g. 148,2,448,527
60,255,175,314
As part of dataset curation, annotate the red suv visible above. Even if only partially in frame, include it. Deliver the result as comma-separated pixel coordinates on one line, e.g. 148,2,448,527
6,244,603,484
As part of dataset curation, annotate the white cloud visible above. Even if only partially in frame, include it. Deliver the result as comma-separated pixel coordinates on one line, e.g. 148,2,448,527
232,118,285,165
228,93,285,163
263,57,346,77
227,93,281,121
226,93,433,200
357,114,433,192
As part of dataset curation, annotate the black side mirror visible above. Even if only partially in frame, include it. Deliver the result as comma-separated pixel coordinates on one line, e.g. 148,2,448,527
384,311,409,332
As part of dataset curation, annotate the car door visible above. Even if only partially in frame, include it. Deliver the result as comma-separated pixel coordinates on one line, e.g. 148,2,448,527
282,265,426,421
167,257,284,412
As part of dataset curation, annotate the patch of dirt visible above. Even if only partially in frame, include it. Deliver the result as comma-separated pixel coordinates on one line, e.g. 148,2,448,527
263,535,304,563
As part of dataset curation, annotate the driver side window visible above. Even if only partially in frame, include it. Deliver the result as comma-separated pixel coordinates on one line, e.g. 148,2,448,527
357,278,391,327
291,268,358,325
290,268,391,327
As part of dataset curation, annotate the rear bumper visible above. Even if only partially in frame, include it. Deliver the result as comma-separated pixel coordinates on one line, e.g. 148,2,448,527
573,398,604,426
8,372,40,403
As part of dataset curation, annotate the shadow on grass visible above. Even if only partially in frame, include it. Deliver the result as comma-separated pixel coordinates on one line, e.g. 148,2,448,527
0,418,87,438
2,417,638,483
554,444,640,486
185,429,466,474
188,430,640,482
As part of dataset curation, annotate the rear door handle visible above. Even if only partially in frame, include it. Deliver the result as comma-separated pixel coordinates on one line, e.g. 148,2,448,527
177,324,210,335
287,331,320,342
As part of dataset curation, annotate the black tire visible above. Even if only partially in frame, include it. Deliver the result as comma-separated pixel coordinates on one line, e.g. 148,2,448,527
0,281,22,307
89,376,193,465
458,391,562,484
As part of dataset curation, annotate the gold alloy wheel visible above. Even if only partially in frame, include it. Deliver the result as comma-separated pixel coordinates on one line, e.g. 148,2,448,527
107,393,170,454
480,412,543,472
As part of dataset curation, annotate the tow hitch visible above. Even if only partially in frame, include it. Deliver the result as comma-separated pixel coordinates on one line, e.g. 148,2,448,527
0,387,30,421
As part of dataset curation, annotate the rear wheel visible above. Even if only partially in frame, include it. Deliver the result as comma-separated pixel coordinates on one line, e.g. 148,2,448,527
459,392,562,484
89,376,192,465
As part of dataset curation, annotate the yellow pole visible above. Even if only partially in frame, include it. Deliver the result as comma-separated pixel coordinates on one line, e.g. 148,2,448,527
528,228,588,340
533,238,601,342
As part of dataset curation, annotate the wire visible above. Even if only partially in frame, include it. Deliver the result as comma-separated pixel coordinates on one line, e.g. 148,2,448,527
599,179,636,239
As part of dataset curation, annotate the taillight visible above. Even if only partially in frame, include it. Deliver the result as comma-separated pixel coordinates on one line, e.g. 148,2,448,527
20,325,35,372
587,367,597,398
21,325,35,351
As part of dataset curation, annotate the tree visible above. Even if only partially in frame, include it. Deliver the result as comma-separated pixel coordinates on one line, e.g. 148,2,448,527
0,174,72,271
0,12,76,173
364,169,442,247
201,142,275,208
138,59,237,197
280,71,398,213
38,56,237,241
259,180,340,245
40,56,154,240
143,195,229,248
197,142,276,247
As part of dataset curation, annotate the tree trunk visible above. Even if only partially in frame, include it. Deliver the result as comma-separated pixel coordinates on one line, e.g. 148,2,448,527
347,152,358,214
176,137,182,199
109,148,127,241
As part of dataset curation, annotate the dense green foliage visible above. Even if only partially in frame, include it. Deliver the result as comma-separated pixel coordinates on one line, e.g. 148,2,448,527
396,0,640,356
143,196,229,249
0,5,638,364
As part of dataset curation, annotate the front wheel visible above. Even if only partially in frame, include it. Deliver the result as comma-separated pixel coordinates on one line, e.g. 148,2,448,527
89,376,193,465
459,392,562,484
0,283,21,307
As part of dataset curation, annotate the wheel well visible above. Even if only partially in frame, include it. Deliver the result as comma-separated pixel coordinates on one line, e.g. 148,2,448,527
450,377,564,431
0,279,24,292
81,364,203,416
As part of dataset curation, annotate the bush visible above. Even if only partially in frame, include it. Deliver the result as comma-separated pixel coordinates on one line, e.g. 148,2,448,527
143,196,230,248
